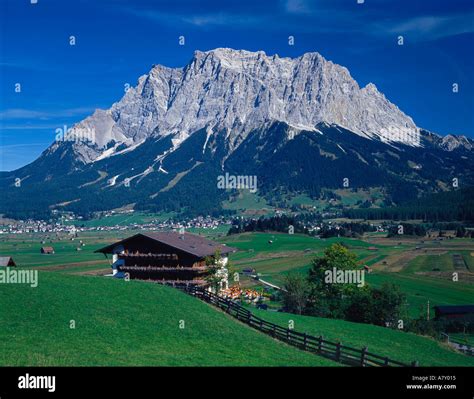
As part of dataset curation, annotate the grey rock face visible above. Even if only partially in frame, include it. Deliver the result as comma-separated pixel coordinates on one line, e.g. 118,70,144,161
48,48,468,164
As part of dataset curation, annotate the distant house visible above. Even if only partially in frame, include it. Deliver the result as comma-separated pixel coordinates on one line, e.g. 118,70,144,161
368,246,378,251
0,257,16,267
95,232,237,291
434,305,474,320
41,246,55,254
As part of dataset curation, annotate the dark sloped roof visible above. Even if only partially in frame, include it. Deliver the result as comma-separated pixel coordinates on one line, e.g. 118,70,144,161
0,256,16,267
434,305,474,315
95,231,237,258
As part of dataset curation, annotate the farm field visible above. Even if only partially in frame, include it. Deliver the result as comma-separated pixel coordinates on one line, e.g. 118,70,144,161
0,232,116,269
220,233,474,317
365,273,474,318
0,272,336,366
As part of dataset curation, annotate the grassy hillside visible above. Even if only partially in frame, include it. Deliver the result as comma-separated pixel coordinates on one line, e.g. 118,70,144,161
0,272,336,366
250,309,474,367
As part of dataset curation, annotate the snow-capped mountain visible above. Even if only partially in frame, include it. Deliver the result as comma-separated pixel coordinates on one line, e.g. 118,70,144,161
1,48,473,218
55,48,422,164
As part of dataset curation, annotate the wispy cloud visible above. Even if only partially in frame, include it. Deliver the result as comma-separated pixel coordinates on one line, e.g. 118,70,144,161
182,13,262,27
123,8,263,28
381,12,474,40
0,125,59,130
0,107,96,121
122,1,473,41
283,0,313,15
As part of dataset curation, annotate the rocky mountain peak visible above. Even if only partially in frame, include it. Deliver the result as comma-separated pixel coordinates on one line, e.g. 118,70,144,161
49,48,440,164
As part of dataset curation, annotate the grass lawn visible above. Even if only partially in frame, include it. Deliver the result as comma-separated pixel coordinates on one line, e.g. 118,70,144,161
250,309,474,367
0,272,336,366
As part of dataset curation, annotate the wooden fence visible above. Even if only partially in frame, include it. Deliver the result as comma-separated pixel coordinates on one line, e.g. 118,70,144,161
183,285,418,367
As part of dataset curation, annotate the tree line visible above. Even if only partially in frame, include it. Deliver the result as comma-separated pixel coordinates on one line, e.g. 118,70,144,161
344,187,474,222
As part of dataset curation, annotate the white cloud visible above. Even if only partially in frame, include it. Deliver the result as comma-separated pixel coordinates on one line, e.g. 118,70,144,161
381,12,474,40
0,107,96,120
284,0,312,15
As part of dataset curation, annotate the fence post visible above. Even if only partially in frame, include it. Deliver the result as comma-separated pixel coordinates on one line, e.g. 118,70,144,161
303,333,307,350
384,357,389,367
286,329,291,342
272,325,277,337
411,360,419,367
335,342,341,362
259,319,263,330
361,346,368,367
318,335,323,353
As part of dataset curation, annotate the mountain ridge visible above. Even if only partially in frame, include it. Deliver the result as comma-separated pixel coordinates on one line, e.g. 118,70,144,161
1,48,473,219
45,48,427,166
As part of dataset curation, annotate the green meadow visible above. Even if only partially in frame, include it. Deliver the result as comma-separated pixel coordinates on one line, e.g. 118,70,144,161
0,272,335,366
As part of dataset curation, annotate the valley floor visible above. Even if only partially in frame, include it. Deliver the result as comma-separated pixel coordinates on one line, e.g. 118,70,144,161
0,231,473,366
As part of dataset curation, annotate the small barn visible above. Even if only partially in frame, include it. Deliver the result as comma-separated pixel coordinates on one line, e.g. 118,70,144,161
41,246,55,254
0,257,16,267
95,231,237,291
434,305,474,320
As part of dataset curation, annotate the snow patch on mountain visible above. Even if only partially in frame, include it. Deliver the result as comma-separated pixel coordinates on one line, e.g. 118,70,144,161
440,134,473,151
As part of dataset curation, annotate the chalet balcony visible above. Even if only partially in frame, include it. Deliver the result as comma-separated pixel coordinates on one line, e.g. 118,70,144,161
154,279,207,286
119,265,208,272
120,252,179,260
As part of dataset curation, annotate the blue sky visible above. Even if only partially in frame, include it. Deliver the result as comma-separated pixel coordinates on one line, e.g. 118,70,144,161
1,0,473,171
